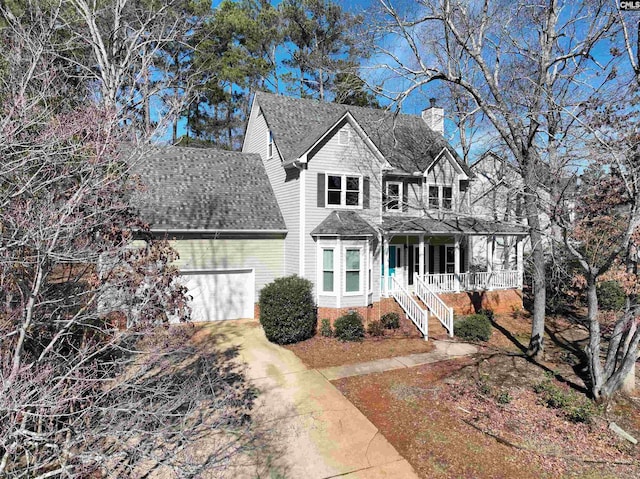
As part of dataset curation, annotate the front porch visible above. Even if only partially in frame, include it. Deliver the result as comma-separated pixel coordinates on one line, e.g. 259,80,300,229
380,234,524,296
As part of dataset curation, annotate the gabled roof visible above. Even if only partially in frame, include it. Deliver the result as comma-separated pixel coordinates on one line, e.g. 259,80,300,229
382,215,528,235
311,211,377,236
254,91,472,176
132,147,286,231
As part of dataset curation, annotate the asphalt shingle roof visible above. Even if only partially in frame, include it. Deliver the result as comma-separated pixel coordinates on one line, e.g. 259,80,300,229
255,91,472,176
382,216,528,235
311,210,377,236
132,146,286,231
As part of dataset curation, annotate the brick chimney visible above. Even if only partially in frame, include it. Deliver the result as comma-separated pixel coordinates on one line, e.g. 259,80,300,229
421,98,444,135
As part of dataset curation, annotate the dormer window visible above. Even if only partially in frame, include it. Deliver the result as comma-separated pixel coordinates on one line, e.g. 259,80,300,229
386,181,403,211
428,184,453,210
268,130,273,158
326,173,362,207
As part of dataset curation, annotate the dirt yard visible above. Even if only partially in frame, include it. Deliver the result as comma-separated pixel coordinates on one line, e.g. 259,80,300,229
332,313,640,479
284,335,434,368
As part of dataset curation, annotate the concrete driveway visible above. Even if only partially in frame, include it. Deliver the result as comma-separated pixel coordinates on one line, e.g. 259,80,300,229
208,320,419,479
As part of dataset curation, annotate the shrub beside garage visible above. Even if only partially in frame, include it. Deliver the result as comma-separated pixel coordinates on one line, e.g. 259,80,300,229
259,275,316,344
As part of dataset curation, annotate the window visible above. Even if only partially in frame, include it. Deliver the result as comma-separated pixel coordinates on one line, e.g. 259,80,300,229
327,175,342,205
345,249,361,293
322,249,334,292
325,174,362,208
268,130,273,158
428,184,454,210
442,186,453,210
346,176,360,206
386,181,402,211
428,186,440,209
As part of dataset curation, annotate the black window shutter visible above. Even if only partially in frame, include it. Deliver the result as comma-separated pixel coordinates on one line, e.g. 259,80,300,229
439,245,445,273
402,182,408,212
461,245,466,272
428,245,435,274
363,176,370,209
317,173,325,207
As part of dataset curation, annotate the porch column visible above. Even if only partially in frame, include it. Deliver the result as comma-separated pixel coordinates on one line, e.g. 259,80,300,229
418,234,425,280
486,235,494,291
383,236,389,296
516,237,524,288
454,235,461,293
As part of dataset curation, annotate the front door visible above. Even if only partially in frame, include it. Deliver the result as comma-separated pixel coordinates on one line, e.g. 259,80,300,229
387,245,406,287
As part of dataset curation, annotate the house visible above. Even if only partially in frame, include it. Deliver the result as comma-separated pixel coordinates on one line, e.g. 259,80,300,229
136,93,528,337
469,151,577,264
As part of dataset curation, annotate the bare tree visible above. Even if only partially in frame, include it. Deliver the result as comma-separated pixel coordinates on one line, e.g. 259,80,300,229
0,4,277,477
49,0,206,139
371,0,616,358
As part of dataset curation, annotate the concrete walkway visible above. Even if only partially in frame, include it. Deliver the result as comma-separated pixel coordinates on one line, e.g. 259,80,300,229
319,341,478,381
207,320,420,479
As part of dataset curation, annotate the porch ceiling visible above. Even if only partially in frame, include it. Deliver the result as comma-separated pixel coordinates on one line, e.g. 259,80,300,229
381,215,528,236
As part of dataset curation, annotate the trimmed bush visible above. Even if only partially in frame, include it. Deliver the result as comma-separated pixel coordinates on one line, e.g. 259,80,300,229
597,281,625,311
477,308,495,322
320,318,333,337
334,312,365,342
367,320,385,337
259,275,316,344
381,312,400,329
454,314,493,341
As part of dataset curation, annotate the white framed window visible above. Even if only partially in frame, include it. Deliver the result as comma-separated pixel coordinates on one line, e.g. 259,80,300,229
325,173,362,208
267,130,274,159
442,186,453,210
385,181,403,211
345,247,362,294
427,184,454,210
322,249,334,293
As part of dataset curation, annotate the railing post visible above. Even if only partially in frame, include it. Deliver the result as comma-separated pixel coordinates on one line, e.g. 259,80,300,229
454,236,461,293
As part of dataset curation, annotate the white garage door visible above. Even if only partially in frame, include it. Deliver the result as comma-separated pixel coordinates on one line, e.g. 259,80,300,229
180,269,255,321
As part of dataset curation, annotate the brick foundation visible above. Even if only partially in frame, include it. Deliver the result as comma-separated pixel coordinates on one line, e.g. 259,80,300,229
317,298,406,328
439,289,523,315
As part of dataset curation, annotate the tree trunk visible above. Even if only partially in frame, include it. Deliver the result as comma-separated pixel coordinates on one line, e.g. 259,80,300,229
585,275,605,401
622,360,636,394
523,183,546,359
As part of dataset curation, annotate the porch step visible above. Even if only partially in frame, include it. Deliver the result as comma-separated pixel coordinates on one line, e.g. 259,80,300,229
412,295,451,340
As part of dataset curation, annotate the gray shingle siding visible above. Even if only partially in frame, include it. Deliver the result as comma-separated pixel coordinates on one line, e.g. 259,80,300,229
243,103,300,276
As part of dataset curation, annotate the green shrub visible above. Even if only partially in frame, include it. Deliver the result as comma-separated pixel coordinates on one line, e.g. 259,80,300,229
320,318,333,338
567,401,596,424
381,312,400,329
477,308,495,322
334,312,365,342
454,314,493,341
533,377,596,423
496,391,513,405
259,275,316,345
597,281,625,311
367,320,385,337
533,379,571,409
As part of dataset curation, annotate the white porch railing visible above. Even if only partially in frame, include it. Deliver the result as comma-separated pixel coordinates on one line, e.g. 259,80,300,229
420,269,521,293
390,276,429,340
414,273,454,337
